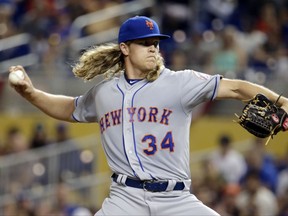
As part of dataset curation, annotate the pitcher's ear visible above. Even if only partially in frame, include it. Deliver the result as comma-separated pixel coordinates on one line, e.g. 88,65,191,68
119,43,129,56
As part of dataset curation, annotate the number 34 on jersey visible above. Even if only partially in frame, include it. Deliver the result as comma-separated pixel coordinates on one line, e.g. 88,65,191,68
99,106,175,156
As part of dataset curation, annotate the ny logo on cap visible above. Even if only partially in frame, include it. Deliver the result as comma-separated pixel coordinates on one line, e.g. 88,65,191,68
146,20,154,30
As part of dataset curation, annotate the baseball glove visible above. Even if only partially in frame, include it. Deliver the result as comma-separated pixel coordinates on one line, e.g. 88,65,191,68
235,94,288,144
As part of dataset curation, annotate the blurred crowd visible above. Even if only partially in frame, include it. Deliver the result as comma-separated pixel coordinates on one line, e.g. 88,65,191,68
0,0,288,84
0,0,134,77
1,123,288,215
1,0,288,215
0,122,95,216
0,0,128,40
194,135,288,216
158,0,288,84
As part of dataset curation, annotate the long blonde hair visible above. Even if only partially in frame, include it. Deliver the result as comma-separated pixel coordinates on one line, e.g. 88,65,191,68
72,43,165,82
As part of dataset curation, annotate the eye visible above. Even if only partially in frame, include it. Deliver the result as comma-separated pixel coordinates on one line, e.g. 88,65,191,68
137,41,147,46
151,41,159,48
134,40,159,48
146,41,159,48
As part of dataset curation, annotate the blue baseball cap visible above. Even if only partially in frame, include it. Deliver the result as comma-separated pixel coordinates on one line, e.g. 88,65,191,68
118,16,170,44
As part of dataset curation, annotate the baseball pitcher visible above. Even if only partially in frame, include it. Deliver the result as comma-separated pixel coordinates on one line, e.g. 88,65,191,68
9,16,288,215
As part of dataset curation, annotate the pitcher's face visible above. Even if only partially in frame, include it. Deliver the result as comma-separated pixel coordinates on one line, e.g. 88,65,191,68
120,37,160,77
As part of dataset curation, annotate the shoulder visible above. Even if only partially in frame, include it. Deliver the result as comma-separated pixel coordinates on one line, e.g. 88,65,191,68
92,74,120,88
160,68,218,82
160,68,194,79
161,68,193,75
78,75,117,98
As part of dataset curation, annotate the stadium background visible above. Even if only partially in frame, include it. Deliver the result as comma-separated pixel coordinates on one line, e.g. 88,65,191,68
0,0,288,215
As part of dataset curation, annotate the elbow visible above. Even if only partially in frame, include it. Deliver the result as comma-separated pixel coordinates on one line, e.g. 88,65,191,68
217,78,246,100
226,79,258,101
55,100,76,122
230,80,245,100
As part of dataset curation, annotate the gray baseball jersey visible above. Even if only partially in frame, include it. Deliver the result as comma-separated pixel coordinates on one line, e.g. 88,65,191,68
72,68,221,181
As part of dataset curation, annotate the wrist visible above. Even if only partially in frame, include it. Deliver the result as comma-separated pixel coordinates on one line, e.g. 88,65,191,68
24,87,39,102
277,95,288,111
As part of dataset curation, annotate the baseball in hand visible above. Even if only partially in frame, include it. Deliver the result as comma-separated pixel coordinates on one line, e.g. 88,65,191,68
9,70,25,84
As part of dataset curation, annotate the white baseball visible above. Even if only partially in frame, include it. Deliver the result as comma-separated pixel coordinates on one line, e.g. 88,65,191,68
9,70,25,84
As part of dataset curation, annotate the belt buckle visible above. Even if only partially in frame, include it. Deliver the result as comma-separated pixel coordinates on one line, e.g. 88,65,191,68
143,180,156,192
143,180,168,192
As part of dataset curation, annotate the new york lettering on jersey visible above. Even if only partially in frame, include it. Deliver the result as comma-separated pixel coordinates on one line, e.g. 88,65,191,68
99,107,173,133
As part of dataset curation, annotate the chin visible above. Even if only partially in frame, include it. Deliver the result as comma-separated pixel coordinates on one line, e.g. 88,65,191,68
146,62,157,70
144,67,156,75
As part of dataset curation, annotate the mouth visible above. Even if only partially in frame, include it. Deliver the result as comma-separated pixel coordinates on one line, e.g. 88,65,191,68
147,56,156,60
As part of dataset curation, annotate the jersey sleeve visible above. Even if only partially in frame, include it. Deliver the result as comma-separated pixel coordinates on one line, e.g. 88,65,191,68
180,70,221,112
72,86,98,123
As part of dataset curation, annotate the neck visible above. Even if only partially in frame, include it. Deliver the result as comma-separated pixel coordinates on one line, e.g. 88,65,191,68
124,66,147,80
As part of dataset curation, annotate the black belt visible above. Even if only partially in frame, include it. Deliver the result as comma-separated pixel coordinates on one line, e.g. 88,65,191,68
112,173,185,192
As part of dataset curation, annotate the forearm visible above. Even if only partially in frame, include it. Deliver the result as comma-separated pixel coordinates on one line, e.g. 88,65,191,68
8,66,76,121
217,79,288,112
28,89,75,121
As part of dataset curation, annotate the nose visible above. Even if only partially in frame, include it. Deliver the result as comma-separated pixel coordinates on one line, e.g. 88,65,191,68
149,45,156,52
